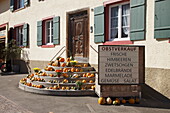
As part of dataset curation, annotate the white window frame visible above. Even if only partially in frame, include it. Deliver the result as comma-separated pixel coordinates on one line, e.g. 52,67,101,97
45,19,53,45
109,2,130,41
16,26,23,46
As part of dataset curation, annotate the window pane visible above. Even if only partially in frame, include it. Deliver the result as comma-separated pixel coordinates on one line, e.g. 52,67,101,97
122,4,130,15
111,18,118,27
122,27,129,38
111,6,118,17
122,4,130,38
110,28,118,39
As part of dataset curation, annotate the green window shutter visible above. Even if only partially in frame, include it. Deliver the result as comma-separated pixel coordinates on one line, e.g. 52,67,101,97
24,0,29,7
155,0,170,39
23,24,29,47
53,16,60,45
130,0,146,40
37,21,42,46
94,6,105,43
10,0,14,12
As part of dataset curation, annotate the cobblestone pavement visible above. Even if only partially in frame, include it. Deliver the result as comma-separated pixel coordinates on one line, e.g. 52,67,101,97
0,74,170,113
0,95,33,113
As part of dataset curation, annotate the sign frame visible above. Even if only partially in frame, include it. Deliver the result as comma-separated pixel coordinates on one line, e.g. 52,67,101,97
98,45,145,85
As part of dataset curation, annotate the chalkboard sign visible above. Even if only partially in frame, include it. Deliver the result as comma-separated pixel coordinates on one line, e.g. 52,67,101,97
98,45,143,85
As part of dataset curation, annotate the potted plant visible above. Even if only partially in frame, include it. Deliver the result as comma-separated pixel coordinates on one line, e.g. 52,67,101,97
1,39,22,72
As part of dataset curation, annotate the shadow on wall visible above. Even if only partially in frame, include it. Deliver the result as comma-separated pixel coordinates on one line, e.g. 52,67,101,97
126,84,170,109
0,0,10,14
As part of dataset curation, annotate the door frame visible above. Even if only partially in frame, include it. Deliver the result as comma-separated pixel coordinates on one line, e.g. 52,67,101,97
66,8,90,60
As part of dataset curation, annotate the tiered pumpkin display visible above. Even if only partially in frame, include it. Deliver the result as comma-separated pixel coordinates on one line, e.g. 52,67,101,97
19,56,96,95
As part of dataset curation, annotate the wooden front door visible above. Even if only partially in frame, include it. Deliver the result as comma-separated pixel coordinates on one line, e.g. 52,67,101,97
68,11,89,60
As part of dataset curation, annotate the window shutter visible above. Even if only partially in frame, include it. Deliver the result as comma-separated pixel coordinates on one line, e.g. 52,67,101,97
24,0,29,7
53,16,60,45
155,0,170,39
130,0,146,40
23,24,29,47
10,0,14,12
37,21,42,46
94,6,105,43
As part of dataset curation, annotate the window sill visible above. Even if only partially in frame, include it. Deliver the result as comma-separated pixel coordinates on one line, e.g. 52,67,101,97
103,40,133,45
13,7,26,13
41,45,55,48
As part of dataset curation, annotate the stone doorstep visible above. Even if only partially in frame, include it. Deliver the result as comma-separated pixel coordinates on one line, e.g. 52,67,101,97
0,95,33,113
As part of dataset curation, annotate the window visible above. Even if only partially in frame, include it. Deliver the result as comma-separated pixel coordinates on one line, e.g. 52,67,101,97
37,16,60,47
15,26,24,46
10,0,30,12
16,0,25,9
14,24,29,47
45,19,53,45
109,3,130,41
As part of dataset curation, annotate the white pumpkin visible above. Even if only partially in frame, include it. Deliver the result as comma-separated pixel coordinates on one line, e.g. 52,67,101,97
106,97,112,104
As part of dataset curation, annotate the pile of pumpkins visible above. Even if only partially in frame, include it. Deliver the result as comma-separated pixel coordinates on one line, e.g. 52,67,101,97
98,97,140,105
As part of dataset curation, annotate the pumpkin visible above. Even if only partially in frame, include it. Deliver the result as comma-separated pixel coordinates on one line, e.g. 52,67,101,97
52,63,57,66
82,80,86,83
63,79,68,83
98,97,106,105
83,73,86,77
86,73,91,77
106,97,112,104
71,68,75,72
61,86,65,90
53,86,59,90
66,58,70,62
59,58,65,62
83,64,88,67
115,98,120,104
49,74,54,77
91,85,95,90
89,80,94,83
75,68,79,72
66,87,70,90
129,98,135,104
79,69,83,72
135,98,140,103
55,69,62,72
90,74,95,78
121,99,126,104
61,63,66,67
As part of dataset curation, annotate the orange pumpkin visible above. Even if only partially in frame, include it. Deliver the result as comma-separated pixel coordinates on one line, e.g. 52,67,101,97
71,68,75,72
98,97,106,105
121,99,126,104
86,73,91,77
75,68,79,72
61,63,66,67
129,98,135,104
82,80,86,83
55,69,62,72
83,64,88,67
52,63,57,66
61,86,65,90
89,80,94,83
83,73,86,77
59,58,65,62
90,74,95,78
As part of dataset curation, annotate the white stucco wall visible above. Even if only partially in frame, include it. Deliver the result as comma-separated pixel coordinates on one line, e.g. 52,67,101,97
0,0,170,69
134,0,170,69
0,0,107,63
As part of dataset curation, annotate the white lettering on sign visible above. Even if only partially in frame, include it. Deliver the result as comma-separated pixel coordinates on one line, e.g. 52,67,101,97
99,46,139,84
